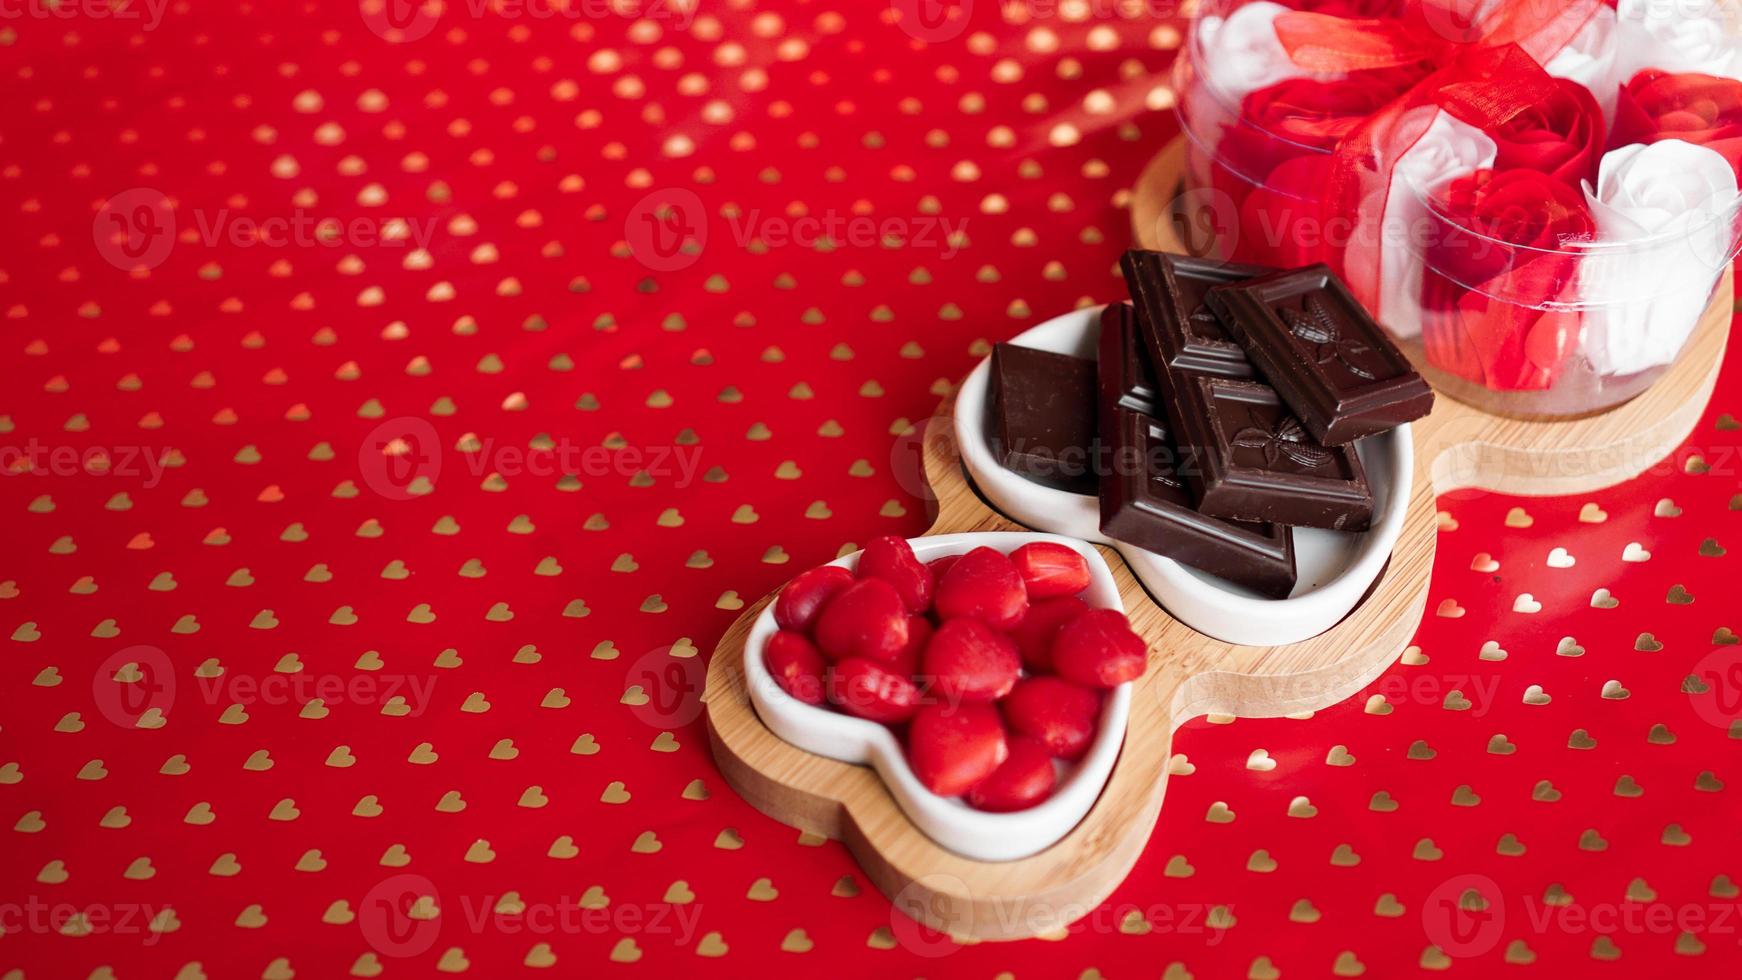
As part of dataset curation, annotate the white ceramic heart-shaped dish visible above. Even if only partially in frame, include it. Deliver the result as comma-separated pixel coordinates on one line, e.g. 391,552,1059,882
743,532,1133,862
954,305,1412,647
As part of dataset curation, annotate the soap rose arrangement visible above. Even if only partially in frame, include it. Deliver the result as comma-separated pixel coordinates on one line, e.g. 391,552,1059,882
763,537,1146,812
1177,0,1742,415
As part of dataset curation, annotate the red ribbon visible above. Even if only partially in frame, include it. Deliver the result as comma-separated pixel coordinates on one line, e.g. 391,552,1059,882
1321,43,1580,310
1266,0,1608,301
1273,0,1605,74
1244,0,1617,388
1611,70,1742,180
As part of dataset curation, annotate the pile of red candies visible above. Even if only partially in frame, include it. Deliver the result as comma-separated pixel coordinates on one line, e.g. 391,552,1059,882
764,537,1148,813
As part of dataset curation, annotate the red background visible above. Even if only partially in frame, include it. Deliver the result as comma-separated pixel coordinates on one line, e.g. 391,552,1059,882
2,1,1740,976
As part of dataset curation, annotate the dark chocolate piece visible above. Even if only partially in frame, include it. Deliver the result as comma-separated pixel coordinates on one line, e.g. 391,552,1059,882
987,343,1100,496
1123,254,1373,532
1206,264,1433,446
1102,296,1162,419
1097,304,1297,598
1121,250,1281,380
1187,374,1374,530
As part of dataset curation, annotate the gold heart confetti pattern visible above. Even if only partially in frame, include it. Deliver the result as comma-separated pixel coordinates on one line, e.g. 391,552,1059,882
0,11,1735,977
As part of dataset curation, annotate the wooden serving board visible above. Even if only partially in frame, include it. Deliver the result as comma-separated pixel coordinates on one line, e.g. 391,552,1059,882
702,137,1732,942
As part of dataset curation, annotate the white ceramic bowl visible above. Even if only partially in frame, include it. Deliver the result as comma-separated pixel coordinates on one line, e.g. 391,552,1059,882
955,305,1411,647
744,532,1133,862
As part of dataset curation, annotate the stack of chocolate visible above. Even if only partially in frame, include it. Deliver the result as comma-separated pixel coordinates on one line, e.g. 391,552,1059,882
987,251,1432,599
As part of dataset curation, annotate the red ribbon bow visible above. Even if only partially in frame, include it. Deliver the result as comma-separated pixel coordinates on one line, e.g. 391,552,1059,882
1270,0,1608,309
1273,0,1605,75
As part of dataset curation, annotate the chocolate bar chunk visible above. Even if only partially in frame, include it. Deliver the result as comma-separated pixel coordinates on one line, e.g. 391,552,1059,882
1101,295,1162,419
987,343,1100,495
1121,250,1280,380
1206,264,1433,446
1123,253,1373,532
1185,373,1374,530
1097,304,1297,598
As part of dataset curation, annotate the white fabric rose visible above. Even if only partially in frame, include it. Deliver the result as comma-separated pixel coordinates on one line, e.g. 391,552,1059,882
1580,140,1741,376
1194,1,1328,103
1614,0,1742,83
1544,6,1620,121
1359,111,1498,338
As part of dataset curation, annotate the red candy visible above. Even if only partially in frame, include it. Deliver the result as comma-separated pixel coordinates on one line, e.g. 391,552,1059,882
1009,542,1092,599
1002,676,1101,760
764,630,828,705
858,535,935,613
769,539,1147,813
907,702,1008,797
828,657,921,724
889,614,931,676
814,578,910,664
966,736,1058,812
1009,595,1089,672
934,546,1029,630
774,564,853,633
922,618,1021,703
926,554,961,580
1051,609,1148,689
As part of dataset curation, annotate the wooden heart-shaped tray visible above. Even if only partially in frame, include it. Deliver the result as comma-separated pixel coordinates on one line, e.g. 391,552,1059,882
702,136,1732,941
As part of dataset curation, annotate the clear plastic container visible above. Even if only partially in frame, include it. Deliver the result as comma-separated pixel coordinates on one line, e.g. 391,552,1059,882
1401,173,1742,416
1172,0,1742,417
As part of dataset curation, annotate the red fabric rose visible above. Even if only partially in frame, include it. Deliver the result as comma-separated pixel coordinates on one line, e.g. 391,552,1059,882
1207,69,1421,265
1611,70,1742,180
1419,168,1597,390
1215,67,1425,206
1235,154,1337,267
1489,76,1603,186
1233,69,1425,157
